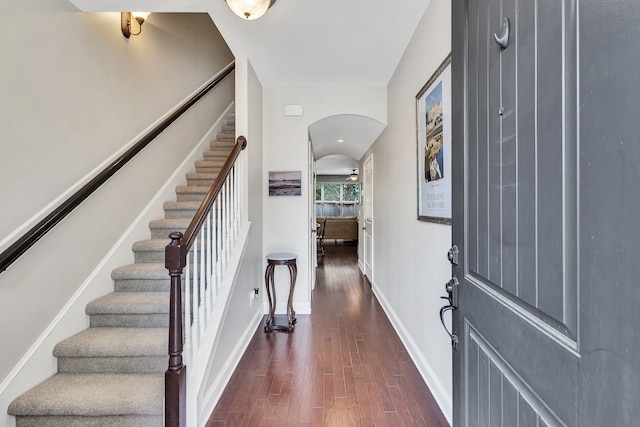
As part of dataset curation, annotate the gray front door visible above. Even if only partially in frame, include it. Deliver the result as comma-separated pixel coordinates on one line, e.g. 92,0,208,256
452,0,640,425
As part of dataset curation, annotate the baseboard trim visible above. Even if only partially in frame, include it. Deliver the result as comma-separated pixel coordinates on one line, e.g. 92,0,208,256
371,279,453,425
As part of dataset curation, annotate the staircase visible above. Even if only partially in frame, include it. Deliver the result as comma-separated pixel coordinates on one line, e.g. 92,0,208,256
8,115,237,427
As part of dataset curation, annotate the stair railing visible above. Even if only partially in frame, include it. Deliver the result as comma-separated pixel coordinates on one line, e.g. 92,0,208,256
0,61,235,274
164,135,247,427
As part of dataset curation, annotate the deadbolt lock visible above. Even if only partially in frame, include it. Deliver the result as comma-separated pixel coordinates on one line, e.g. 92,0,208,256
447,245,459,266
443,276,459,309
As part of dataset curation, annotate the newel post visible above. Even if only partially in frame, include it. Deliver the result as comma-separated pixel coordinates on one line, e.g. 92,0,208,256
165,232,186,427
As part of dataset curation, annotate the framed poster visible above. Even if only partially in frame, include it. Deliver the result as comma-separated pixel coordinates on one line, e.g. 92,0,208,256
268,171,302,196
416,54,452,224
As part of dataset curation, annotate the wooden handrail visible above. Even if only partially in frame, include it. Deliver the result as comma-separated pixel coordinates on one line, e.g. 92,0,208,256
0,61,236,274
181,135,247,258
164,135,247,427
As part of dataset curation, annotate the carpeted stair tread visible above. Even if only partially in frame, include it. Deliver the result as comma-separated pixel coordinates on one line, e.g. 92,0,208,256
111,263,167,281
185,172,220,179
215,132,235,141
111,263,169,292
204,148,234,158
149,218,191,238
53,328,167,358
176,185,209,195
185,172,219,186
149,218,191,229
86,292,170,315
195,167,223,175
163,202,200,218
132,239,172,263
8,373,163,417
132,239,171,251
176,185,209,202
86,292,170,328
209,139,235,147
195,159,226,167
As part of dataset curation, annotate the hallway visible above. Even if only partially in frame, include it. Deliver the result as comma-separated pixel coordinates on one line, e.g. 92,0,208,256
207,243,448,426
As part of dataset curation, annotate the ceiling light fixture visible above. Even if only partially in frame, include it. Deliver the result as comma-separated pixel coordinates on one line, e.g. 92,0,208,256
121,12,151,38
337,139,345,143
225,0,277,20
348,169,359,181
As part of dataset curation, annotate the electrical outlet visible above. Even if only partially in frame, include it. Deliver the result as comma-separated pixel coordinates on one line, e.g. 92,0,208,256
249,288,260,306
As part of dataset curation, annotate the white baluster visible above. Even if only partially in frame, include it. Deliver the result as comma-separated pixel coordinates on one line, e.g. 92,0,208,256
225,179,231,268
183,251,192,365
199,228,206,340
191,236,199,353
216,196,222,293
234,166,239,240
230,167,236,242
221,181,227,273
205,210,213,317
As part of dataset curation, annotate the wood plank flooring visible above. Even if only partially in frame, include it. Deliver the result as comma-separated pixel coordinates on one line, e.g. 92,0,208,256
207,243,449,426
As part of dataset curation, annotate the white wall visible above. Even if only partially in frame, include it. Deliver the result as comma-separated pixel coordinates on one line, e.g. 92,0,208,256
262,86,386,315
0,3,234,423
363,0,453,421
198,57,265,423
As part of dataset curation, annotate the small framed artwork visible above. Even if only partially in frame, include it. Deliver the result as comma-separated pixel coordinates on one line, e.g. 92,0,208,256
416,54,452,224
269,171,302,196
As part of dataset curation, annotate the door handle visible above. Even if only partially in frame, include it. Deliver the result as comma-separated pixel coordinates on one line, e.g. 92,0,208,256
439,305,458,351
439,276,459,350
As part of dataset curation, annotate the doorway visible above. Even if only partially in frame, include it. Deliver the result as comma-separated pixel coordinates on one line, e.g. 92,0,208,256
362,153,373,281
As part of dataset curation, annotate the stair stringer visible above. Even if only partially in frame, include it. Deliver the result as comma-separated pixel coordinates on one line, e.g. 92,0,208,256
183,220,252,426
0,102,235,427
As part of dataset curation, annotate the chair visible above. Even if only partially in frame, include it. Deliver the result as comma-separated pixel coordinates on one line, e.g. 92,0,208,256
316,218,326,256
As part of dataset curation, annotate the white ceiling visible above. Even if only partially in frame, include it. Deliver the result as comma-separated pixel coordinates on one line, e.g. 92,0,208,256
68,0,430,173
309,114,385,174
210,0,431,88
315,155,359,177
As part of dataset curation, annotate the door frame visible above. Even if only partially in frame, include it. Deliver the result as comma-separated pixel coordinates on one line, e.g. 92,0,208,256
308,139,317,291
361,153,374,281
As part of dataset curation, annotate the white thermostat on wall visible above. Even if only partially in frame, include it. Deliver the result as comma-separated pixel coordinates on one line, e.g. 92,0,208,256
284,104,304,117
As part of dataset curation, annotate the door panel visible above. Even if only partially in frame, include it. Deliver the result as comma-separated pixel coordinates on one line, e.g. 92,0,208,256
465,322,566,426
463,0,577,337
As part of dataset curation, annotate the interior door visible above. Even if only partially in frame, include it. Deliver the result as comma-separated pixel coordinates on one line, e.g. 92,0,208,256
451,0,582,424
362,154,373,280
309,139,317,290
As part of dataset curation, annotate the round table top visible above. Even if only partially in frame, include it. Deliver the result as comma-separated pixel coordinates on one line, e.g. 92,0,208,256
266,252,297,261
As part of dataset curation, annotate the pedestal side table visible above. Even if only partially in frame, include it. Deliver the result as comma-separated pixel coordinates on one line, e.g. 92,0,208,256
264,253,297,332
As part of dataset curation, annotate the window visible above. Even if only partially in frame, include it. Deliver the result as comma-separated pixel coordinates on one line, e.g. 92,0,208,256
315,183,361,217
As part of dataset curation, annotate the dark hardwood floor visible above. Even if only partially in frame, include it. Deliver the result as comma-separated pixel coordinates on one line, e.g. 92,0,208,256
207,243,448,426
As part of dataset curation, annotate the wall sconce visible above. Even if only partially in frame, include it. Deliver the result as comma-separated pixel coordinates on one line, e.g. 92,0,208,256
121,12,151,38
225,0,276,20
